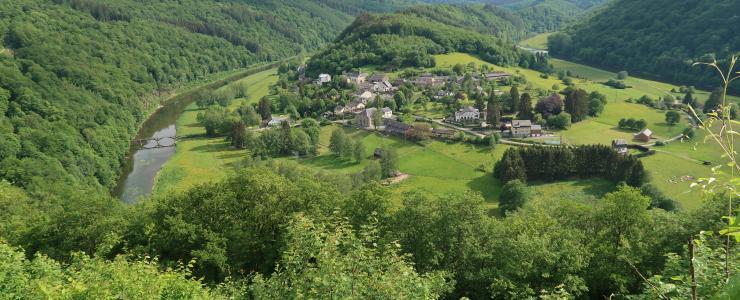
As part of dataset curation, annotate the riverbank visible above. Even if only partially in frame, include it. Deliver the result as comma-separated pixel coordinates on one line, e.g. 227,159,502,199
151,67,279,195
113,62,287,202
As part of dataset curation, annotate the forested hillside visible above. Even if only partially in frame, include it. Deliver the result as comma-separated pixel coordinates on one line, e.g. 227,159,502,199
420,0,611,32
306,8,550,76
549,0,740,92
0,0,404,197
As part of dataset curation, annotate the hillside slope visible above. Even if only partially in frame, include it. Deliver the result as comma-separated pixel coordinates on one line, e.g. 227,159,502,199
0,0,407,195
420,0,611,33
549,0,740,92
306,8,549,76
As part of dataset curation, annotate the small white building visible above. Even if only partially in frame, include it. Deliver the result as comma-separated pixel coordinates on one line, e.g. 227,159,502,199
454,106,481,124
317,73,332,85
268,117,290,127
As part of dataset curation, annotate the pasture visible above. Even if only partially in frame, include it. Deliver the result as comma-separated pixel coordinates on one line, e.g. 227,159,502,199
433,53,731,208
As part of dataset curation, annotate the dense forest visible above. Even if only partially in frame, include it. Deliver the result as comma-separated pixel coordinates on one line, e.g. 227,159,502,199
548,0,740,93
305,9,550,76
420,0,611,32
0,0,400,197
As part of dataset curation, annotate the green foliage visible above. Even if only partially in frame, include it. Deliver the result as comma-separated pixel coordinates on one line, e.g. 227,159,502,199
380,146,399,179
517,92,534,119
547,112,572,129
250,214,448,299
549,0,740,93
619,117,649,131
138,167,342,280
665,110,681,126
499,179,529,215
0,241,217,298
495,145,647,186
564,88,589,122
306,10,549,76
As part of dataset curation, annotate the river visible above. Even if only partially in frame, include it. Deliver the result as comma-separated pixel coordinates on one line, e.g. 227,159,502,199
112,91,197,203
112,62,283,203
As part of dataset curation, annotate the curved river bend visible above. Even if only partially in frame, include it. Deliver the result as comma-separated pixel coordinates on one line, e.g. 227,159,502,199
112,92,196,203
112,62,281,203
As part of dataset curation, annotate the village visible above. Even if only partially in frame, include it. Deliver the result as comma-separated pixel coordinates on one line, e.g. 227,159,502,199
291,68,656,155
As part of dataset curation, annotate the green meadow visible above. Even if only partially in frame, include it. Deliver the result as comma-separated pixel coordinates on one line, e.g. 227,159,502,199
433,52,733,208
154,53,732,211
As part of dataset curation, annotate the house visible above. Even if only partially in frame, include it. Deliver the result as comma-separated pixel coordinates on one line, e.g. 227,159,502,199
369,73,389,83
383,118,412,135
485,72,512,81
372,80,394,93
268,117,290,127
334,105,347,115
347,100,366,113
344,71,368,85
612,139,628,154
454,106,481,124
355,108,377,128
381,107,393,119
432,128,456,139
354,90,376,103
511,120,532,138
531,124,542,136
316,73,332,85
634,129,653,142
414,74,447,88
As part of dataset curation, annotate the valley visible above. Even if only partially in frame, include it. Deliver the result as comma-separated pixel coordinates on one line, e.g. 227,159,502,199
1,1,737,298
150,51,736,211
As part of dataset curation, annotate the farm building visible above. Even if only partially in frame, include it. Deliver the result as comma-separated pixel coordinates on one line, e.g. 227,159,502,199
612,139,629,154
634,129,653,142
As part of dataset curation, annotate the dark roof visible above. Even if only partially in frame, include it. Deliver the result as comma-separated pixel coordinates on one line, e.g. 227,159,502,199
612,139,628,146
383,119,412,134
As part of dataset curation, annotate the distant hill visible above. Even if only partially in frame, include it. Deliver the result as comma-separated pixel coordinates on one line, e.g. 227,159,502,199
305,7,550,76
548,0,740,92
419,0,611,33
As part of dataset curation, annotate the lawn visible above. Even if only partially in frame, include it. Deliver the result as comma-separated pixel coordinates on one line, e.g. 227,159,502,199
292,124,508,211
432,53,732,208
519,33,552,50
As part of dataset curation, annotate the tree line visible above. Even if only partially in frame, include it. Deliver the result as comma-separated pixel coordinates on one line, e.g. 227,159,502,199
494,145,646,187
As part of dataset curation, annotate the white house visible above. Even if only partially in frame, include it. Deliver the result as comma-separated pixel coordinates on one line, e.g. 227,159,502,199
268,117,290,127
317,73,332,85
454,106,481,124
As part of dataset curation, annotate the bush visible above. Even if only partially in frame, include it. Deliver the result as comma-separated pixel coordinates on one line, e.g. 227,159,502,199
682,127,695,139
547,113,572,130
655,141,665,146
499,180,529,215
605,79,628,89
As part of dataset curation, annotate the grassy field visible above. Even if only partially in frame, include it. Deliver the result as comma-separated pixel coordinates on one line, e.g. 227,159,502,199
153,68,279,194
433,52,736,208
519,33,552,50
